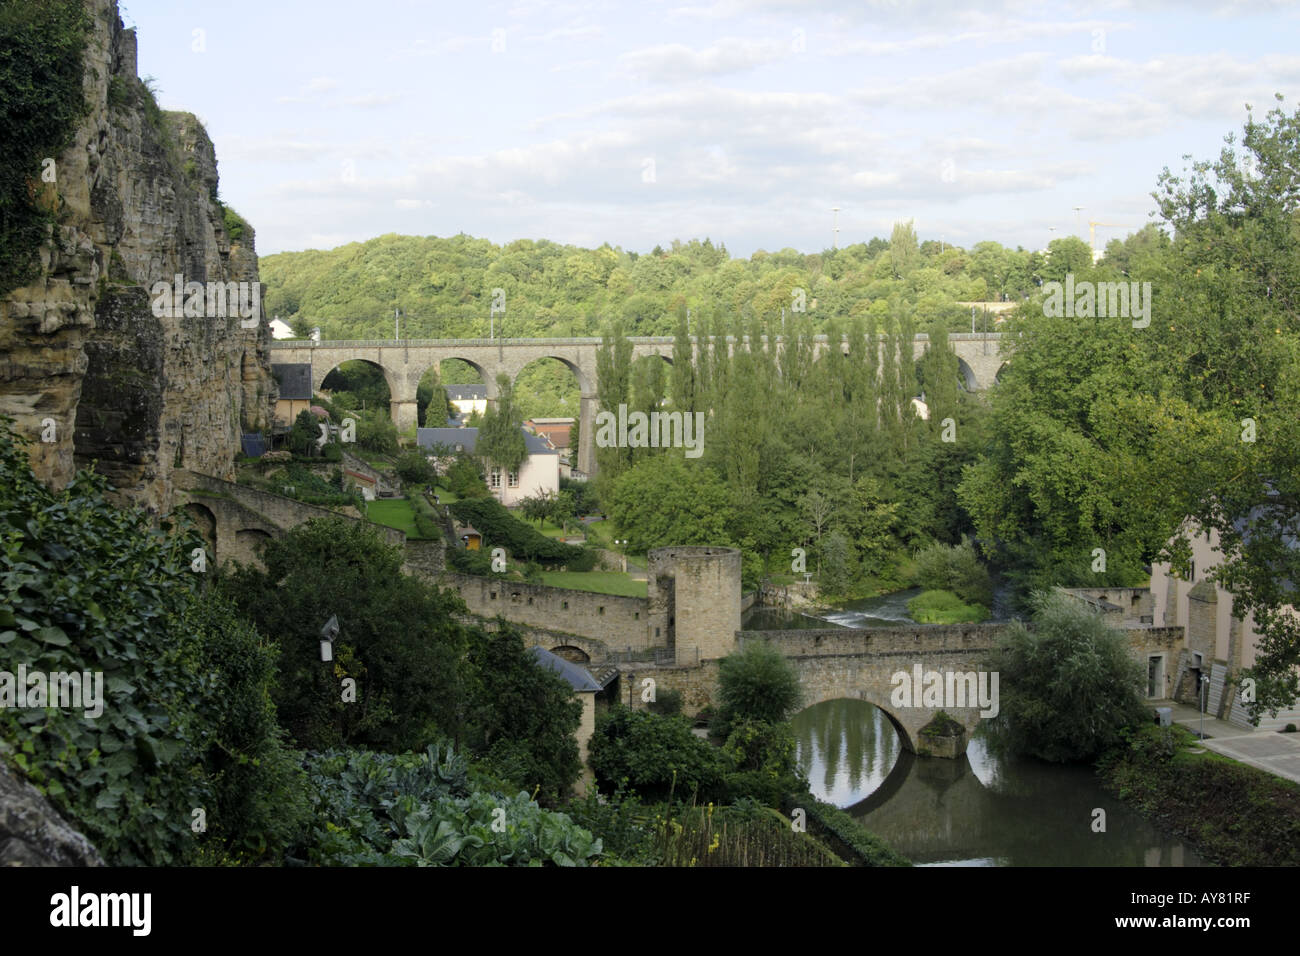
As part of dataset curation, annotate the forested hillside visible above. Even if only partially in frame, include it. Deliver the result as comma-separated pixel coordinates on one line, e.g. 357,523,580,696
259,225,1167,341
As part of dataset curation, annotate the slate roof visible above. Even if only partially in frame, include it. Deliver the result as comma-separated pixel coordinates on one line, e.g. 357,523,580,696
272,363,313,400
529,646,601,692
445,385,487,401
416,426,558,456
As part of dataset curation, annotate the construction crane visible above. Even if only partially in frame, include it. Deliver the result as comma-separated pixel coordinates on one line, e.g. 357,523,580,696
1088,221,1128,262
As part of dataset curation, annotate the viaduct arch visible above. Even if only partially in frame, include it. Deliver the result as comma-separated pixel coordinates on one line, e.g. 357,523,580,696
275,333,1008,475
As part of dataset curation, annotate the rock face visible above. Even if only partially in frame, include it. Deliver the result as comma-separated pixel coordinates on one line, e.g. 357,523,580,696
0,760,104,867
0,0,275,512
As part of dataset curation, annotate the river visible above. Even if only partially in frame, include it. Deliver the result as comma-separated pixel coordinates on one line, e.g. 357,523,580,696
746,591,1206,866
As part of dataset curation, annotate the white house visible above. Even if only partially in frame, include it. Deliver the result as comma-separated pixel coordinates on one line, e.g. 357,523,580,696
444,385,487,419
416,425,559,507
268,317,296,339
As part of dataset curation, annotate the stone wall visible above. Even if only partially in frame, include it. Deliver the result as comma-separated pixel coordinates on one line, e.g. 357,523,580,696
439,572,653,649
738,623,1003,659
403,537,446,581
1,0,275,511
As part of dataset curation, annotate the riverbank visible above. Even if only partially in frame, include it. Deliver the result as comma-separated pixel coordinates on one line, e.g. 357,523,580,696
1097,724,1300,866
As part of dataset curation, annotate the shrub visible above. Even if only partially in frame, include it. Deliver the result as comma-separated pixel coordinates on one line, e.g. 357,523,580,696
219,517,471,752
299,744,602,866
0,421,301,864
647,688,683,717
395,450,436,488
449,496,591,569
717,640,802,732
907,588,990,624
588,707,729,803
911,537,993,607
989,589,1147,762
463,625,582,806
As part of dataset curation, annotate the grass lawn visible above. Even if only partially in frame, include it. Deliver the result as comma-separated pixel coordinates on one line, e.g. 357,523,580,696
365,498,423,537
539,571,648,598
520,516,578,540
431,485,459,504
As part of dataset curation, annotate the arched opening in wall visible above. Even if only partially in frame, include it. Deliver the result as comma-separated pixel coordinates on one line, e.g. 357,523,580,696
994,361,1010,385
514,358,581,462
233,528,274,568
792,698,905,809
550,645,590,664
320,360,392,415
420,359,486,427
180,502,217,565
955,357,978,392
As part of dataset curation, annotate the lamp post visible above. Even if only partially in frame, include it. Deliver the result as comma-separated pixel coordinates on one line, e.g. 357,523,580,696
615,538,628,573
1199,673,1209,740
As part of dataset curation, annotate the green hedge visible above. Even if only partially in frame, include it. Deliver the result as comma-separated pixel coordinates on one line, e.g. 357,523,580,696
449,496,596,570
785,794,912,866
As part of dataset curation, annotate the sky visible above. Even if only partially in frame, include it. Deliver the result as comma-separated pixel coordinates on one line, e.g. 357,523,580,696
120,0,1300,259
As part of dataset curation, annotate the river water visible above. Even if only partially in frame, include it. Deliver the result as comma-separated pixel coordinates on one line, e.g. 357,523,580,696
745,592,1206,866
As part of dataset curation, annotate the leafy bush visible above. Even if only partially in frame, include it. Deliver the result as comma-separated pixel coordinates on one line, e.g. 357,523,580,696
450,496,593,569
564,784,659,865
911,537,993,606
907,588,990,624
220,517,471,752
716,640,802,732
647,688,683,717
588,707,729,803
445,456,491,499
0,422,300,864
463,625,582,806
989,589,1146,762
395,450,436,488
299,744,601,866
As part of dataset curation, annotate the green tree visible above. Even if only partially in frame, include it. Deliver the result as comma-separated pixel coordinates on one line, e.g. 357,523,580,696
464,626,582,805
477,373,527,477
989,590,1146,762
220,517,470,752
588,707,729,802
716,640,802,731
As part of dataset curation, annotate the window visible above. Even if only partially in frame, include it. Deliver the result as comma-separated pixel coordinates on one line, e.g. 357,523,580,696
507,471,520,488
562,601,569,610
527,596,534,606
634,612,639,620
1189,560,1195,581
489,469,502,489
655,627,660,638
598,606,605,615
490,591,497,600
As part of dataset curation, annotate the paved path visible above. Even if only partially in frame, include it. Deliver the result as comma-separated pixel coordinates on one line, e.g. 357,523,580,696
1153,700,1300,785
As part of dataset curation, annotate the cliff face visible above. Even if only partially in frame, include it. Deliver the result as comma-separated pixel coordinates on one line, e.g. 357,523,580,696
0,0,275,512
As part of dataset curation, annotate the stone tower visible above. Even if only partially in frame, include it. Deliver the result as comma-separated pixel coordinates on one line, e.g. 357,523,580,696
646,546,742,665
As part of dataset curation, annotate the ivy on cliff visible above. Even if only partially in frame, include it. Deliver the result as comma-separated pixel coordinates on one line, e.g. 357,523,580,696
0,0,92,295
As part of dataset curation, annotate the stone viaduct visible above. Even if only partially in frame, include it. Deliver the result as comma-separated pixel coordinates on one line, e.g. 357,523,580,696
270,332,1009,474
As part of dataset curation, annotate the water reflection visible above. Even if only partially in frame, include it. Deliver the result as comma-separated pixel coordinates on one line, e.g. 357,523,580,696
793,698,1205,867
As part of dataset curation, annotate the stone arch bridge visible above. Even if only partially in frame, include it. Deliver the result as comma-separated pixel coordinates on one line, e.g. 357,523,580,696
269,332,1009,473
735,623,1004,757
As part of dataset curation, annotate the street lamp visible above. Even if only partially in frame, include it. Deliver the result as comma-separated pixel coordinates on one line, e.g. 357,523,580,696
1199,673,1209,740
